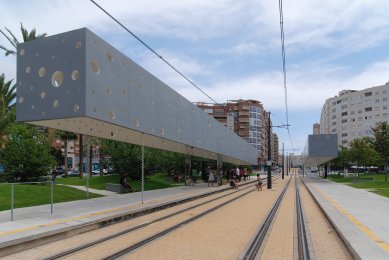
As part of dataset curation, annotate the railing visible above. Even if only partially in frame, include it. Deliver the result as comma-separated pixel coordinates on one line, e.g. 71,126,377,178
0,181,55,221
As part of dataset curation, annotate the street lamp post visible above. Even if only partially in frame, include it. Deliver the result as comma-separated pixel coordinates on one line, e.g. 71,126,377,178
267,112,272,189
282,143,284,179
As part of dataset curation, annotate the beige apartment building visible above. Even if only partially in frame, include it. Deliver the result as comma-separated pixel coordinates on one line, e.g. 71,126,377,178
320,82,389,147
195,99,278,166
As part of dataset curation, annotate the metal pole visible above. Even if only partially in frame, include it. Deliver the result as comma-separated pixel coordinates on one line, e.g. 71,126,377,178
267,112,272,189
51,181,54,214
11,183,14,221
86,144,90,199
141,133,144,204
282,143,285,179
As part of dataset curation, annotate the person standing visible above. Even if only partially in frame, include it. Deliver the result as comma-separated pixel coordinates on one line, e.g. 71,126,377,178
208,168,216,187
235,167,240,182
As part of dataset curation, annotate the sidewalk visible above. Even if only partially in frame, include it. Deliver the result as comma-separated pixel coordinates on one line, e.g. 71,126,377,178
303,173,389,259
56,184,117,196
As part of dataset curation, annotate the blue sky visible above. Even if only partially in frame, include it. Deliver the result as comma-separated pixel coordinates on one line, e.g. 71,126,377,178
1,0,389,153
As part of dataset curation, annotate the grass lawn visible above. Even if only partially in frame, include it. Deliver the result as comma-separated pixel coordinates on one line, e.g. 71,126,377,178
327,173,389,197
0,173,179,211
56,173,180,191
0,184,102,211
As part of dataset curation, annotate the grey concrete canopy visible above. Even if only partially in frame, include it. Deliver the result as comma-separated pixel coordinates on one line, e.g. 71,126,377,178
16,28,257,165
302,134,338,167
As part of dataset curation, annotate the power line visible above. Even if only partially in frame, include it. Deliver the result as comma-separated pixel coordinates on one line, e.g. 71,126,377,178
89,0,217,104
278,0,294,150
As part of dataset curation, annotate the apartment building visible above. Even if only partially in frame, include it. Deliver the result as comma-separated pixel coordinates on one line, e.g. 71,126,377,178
195,99,278,166
272,133,279,165
320,82,389,147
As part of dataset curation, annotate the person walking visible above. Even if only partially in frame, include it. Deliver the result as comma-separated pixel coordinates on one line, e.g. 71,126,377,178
120,172,136,193
255,174,263,191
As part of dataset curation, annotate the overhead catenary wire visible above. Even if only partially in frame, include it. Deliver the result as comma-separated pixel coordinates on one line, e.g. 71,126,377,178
278,0,294,150
89,0,217,104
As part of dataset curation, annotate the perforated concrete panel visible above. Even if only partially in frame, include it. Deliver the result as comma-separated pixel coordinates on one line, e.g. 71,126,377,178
302,134,338,167
16,28,257,165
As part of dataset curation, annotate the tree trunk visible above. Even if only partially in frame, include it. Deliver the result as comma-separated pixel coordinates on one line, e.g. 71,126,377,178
64,140,68,177
89,144,93,177
79,134,83,178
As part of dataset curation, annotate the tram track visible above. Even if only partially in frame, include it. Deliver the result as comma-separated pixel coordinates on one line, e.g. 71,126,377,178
4,176,272,260
4,173,289,260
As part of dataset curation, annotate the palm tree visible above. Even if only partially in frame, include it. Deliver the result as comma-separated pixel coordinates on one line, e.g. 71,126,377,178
0,74,16,141
0,22,47,56
0,74,16,110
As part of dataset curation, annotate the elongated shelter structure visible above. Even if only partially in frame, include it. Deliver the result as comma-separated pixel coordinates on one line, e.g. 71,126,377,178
16,28,257,165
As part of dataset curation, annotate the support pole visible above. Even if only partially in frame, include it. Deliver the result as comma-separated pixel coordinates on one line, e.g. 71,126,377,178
267,112,272,189
141,133,145,204
11,183,14,221
51,181,54,214
282,143,284,179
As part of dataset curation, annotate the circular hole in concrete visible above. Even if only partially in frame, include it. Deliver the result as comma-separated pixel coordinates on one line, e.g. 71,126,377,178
73,104,80,112
71,70,80,80
109,110,116,120
134,118,140,128
53,100,59,108
76,41,82,49
20,49,25,55
41,92,47,99
107,52,114,62
25,66,31,74
91,60,101,75
39,67,46,77
51,71,64,87
18,97,24,103
31,105,35,110
161,129,165,136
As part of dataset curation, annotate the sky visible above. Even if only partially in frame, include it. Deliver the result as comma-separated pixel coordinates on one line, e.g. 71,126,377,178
1,0,389,154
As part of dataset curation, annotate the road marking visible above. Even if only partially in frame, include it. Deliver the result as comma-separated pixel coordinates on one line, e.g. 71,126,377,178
312,183,389,253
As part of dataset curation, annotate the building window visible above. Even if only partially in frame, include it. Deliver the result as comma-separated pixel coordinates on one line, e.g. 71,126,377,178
342,140,348,144
351,111,355,115
384,90,388,94
337,100,341,104
376,99,380,103
365,107,372,112
384,98,388,102
341,112,348,116
384,105,388,110
342,133,348,137
341,119,347,123
358,110,362,114
365,92,372,97
332,121,336,126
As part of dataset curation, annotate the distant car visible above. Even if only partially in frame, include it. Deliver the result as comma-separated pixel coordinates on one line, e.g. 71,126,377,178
61,170,80,177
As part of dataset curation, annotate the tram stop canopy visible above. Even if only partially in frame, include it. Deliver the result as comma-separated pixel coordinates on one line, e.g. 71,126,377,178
16,28,257,165
302,134,338,167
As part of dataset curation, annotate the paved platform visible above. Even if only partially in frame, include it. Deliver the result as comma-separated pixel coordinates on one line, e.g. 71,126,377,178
1,174,389,259
0,179,256,256
303,173,389,259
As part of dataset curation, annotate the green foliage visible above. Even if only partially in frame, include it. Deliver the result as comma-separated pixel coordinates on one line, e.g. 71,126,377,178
100,139,142,179
0,22,47,56
0,74,16,110
347,137,379,173
2,123,55,182
55,130,77,175
0,184,101,211
372,122,389,181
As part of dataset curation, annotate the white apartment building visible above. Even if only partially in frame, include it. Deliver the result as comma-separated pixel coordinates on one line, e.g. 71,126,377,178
320,82,389,147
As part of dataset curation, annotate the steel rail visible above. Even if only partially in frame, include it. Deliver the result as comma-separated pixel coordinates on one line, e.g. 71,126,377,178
241,175,292,260
43,179,259,260
295,175,310,260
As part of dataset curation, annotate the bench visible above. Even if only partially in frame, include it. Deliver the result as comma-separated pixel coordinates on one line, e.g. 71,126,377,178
105,183,125,193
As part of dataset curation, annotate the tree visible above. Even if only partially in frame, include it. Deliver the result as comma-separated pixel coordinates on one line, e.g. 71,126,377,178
2,123,55,182
55,130,77,176
348,137,379,178
100,139,141,179
372,122,389,181
0,74,16,141
0,23,47,56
